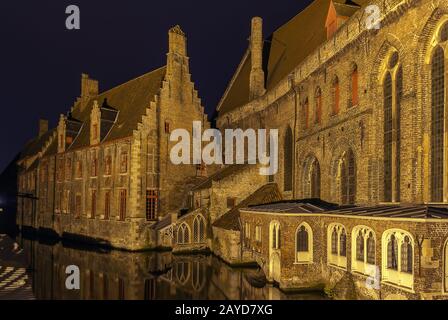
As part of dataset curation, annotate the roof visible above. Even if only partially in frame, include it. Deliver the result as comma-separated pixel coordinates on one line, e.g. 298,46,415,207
19,129,55,160
212,183,283,231
242,201,448,220
69,66,166,150
151,214,172,231
217,0,363,116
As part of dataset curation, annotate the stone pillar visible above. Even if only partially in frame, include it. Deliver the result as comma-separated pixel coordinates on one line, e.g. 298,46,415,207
249,17,265,100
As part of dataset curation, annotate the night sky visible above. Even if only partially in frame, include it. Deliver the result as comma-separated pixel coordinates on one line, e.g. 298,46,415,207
0,0,314,172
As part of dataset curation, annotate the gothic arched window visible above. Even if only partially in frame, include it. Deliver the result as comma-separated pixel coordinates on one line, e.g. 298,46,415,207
383,52,402,203
431,46,445,202
296,223,313,263
341,149,356,205
332,76,340,115
193,215,206,243
284,126,293,192
315,87,322,125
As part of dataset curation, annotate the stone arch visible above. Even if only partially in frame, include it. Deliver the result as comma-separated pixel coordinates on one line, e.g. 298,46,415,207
193,214,206,244
301,154,321,199
295,222,313,263
328,139,358,204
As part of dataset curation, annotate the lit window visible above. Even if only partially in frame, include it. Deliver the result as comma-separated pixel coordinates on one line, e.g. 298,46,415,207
119,189,127,221
193,215,206,243
382,229,414,288
146,189,158,221
327,223,347,269
296,223,313,263
120,151,128,174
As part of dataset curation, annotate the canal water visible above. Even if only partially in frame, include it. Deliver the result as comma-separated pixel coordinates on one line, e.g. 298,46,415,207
2,235,326,300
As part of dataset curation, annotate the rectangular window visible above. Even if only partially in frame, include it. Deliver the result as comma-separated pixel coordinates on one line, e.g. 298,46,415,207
227,197,236,209
104,191,111,220
104,155,112,176
146,189,158,221
119,190,127,221
91,190,96,219
164,122,170,134
75,194,82,218
255,225,262,242
76,160,83,179
120,152,128,173
66,158,72,181
91,152,98,177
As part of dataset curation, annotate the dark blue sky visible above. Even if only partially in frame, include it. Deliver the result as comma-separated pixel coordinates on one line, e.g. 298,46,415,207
0,0,313,172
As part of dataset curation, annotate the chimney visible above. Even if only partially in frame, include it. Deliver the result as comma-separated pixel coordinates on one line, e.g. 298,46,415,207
81,73,99,99
38,119,49,138
168,25,187,56
249,17,265,100
167,25,189,79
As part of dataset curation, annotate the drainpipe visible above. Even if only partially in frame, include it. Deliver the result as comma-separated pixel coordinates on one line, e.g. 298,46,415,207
291,75,299,198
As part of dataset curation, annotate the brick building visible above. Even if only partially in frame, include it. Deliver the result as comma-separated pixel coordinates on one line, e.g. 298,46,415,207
16,25,209,250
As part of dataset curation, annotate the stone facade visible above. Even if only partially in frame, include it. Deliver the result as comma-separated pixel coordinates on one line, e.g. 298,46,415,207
16,25,209,250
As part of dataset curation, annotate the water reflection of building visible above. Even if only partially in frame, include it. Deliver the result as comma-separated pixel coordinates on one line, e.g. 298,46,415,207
17,237,322,300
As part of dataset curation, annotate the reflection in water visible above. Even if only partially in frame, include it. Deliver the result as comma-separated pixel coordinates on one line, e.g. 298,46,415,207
18,237,326,300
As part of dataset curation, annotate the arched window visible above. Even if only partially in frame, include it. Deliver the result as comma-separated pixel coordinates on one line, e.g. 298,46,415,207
284,126,293,192
177,223,190,245
356,230,364,261
297,226,308,252
270,221,281,250
383,52,402,203
339,229,347,257
351,64,359,107
382,229,414,288
193,215,206,243
310,159,321,198
384,72,393,202
315,87,322,125
295,223,313,263
367,232,376,265
431,46,445,202
340,149,356,205
440,22,448,42
352,226,376,275
303,156,321,199
332,76,340,115
328,224,347,269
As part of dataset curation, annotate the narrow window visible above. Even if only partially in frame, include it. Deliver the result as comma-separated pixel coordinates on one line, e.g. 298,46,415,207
331,228,338,254
356,231,364,261
296,226,309,252
104,191,111,220
384,72,393,202
351,65,359,107
120,151,128,174
304,98,309,129
401,236,413,273
91,190,96,219
366,232,375,264
104,155,112,176
315,88,322,125
332,77,340,115
387,234,398,270
146,190,158,221
339,229,347,257
119,190,127,221
284,126,293,192
431,46,445,202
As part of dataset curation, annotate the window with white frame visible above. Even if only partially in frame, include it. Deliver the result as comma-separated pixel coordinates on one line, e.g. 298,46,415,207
295,223,313,263
382,229,414,289
351,226,376,275
327,223,347,269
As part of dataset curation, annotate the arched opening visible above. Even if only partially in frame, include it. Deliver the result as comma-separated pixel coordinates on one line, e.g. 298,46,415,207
431,46,445,202
340,149,356,205
295,223,313,263
193,215,206,243
303,156,321,199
